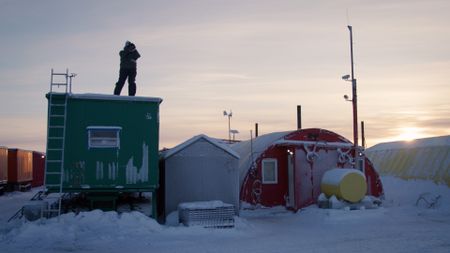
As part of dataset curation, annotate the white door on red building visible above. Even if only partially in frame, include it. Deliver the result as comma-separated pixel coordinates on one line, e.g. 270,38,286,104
287,153,295,208
294,148,340,209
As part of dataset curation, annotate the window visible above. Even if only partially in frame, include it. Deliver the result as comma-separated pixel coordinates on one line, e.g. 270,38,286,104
87,126,121,148
262,159,278,184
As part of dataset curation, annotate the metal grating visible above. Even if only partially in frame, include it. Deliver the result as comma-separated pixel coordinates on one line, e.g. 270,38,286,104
178,201,235,228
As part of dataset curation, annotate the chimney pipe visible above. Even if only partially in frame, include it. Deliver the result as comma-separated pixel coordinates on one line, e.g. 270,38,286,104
361,121,366,148
255,123,259,138
297,105,302,130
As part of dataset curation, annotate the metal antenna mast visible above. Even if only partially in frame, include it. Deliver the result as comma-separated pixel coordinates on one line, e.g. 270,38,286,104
348,25,358,150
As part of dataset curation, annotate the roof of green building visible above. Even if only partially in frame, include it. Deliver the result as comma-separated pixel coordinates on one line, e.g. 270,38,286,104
69,93,163,103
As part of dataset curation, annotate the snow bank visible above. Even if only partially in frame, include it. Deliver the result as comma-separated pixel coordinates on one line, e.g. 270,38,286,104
0,188,39,224
1,210,163,252
382,176,450,211
0,177,449,253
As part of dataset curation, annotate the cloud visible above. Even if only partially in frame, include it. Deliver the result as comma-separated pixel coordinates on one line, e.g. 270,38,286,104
1,0,450,150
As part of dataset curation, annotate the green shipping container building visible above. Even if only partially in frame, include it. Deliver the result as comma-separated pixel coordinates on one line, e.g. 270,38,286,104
45,93,162,212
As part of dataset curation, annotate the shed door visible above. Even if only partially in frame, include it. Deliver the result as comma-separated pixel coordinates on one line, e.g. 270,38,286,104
287,153,295,208
294,149,313,208
295,148,341,209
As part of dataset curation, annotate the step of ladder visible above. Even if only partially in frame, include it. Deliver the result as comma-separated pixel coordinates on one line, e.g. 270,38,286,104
52,72,69,76
47,148,63,152
46,184,63,187
51,82,68,86
51,81,67,85
46,172,62,175
47,160,62,163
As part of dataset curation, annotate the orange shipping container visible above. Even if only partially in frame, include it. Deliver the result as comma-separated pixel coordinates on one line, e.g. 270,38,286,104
8,149,33,184
0,147,7,184
32,151,45,187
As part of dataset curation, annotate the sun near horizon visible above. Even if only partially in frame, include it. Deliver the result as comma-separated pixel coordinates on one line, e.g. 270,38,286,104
396,127,426,142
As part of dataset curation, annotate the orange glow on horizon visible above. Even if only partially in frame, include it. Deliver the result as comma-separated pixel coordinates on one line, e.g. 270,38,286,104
396,127,425,142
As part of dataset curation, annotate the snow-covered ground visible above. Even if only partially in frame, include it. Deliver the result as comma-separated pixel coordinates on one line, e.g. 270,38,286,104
0,176,449,253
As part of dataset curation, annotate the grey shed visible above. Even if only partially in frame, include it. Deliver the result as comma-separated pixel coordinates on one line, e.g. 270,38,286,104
161,134,240,218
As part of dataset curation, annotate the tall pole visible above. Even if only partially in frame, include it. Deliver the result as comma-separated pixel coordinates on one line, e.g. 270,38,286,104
348,25,358,150
223,110,232,143
228,114,231,143
361,121,366,149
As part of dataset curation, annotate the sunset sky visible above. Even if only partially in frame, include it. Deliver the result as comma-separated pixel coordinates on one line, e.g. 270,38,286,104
1,0,449,152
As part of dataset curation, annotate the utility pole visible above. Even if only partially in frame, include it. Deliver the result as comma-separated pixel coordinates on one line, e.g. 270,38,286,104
348,25,358,150
361,121,366,149
223,110,232,143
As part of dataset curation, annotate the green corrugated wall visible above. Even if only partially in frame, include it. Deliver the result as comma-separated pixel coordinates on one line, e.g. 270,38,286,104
46,93,162,193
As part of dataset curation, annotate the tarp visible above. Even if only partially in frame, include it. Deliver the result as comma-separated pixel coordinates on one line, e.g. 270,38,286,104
366,136,450,186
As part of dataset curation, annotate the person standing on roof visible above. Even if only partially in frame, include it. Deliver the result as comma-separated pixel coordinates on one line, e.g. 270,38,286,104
114,41,141,96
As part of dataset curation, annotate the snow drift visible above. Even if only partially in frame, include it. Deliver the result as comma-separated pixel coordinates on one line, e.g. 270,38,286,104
0,176,449,253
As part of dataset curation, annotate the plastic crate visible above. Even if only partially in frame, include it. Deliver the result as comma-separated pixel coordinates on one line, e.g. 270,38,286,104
178,201,235,228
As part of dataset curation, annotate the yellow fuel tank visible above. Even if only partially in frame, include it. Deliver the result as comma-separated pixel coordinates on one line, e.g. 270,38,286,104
321,168,367,203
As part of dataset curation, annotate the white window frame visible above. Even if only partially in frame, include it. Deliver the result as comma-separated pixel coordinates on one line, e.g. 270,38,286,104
262,158,278,184
87,126,122,149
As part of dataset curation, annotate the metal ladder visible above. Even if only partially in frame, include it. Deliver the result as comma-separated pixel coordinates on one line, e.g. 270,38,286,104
43,69,75,218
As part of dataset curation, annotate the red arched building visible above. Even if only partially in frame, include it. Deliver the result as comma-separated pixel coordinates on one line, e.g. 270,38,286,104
231,128,384,210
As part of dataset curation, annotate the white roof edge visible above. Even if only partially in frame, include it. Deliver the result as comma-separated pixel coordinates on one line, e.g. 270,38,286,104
163,134,240,159
86,126,123,130
0,148,45,154
367,135,450,151
68,93,163,103
5,148,35,152
274,139,353,148
231,131,293,149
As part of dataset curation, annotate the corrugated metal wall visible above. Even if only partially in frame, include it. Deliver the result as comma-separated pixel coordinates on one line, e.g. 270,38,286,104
366,137,450,186
0,147,7,184
32,152,45,187
7,149,33,183
46,94,161,192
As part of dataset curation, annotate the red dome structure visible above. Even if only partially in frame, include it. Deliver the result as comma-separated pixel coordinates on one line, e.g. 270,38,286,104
232,128,384,210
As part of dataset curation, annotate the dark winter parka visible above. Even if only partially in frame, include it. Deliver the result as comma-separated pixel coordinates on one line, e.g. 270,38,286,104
120,44,141,69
